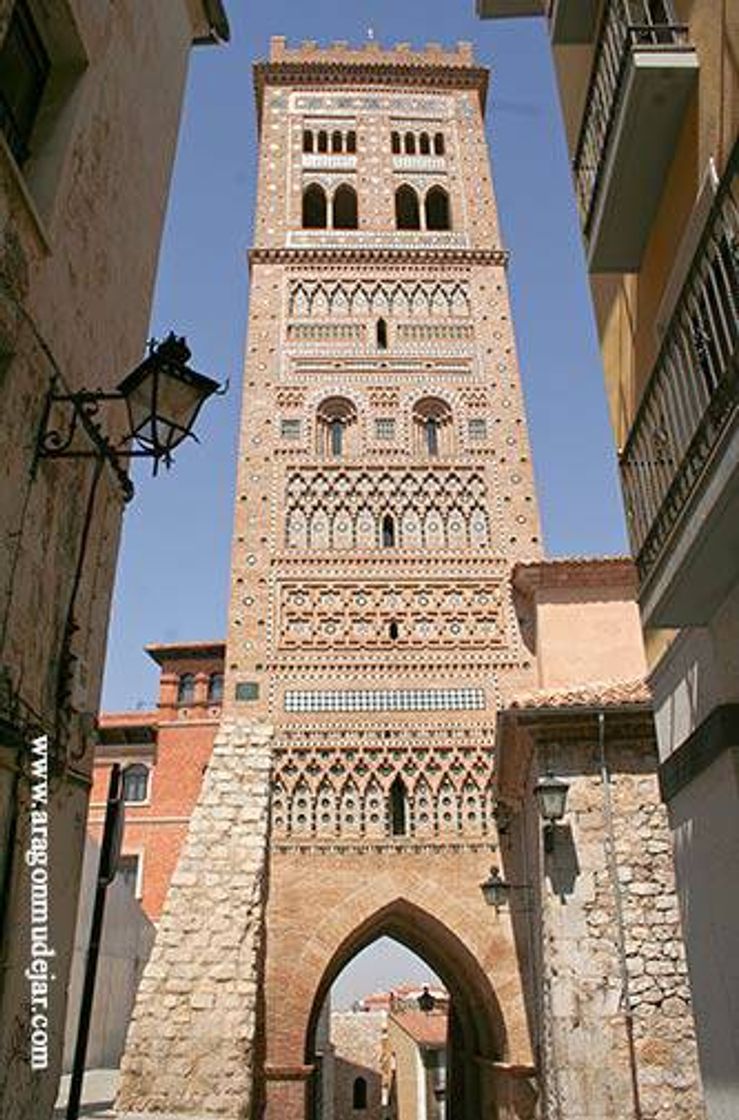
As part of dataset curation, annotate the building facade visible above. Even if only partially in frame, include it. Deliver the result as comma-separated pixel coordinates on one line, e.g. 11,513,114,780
90,641,224,921
119,36,704,1120
477,4,739,1116
0,3,228,1117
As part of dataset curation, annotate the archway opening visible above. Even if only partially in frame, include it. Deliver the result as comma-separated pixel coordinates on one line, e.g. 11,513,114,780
311,936,447,1120
304,900,508,1120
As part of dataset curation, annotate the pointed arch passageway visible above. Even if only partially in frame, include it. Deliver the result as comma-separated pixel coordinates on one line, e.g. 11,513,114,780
260,854,537,1120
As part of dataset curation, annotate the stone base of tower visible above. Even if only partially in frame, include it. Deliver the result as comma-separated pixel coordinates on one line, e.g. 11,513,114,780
116,721,273,1119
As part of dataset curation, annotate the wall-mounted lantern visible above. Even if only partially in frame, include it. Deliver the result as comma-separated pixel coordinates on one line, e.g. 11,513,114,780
480,866,511,910
534,771,570,852
35,333,222,500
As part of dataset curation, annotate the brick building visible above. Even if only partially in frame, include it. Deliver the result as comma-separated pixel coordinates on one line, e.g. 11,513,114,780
90,641,224,921
118,37,705,1120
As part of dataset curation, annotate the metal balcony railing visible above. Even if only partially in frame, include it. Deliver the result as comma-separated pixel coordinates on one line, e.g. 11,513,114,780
573,1,690,235
620,148,739,584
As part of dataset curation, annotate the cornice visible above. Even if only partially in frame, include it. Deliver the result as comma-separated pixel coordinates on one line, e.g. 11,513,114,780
254,61,489,120
249,247,508,268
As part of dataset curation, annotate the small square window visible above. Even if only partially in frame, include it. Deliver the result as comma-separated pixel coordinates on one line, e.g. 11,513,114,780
281,419,301,440
235,681,260,701
468,418,487,442
375,418,395,440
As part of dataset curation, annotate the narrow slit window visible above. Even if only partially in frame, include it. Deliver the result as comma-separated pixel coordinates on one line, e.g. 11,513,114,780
330,419,344,457
434,132,445,156
303,129,313,153
382,514,395,548
331,129,342,153
391,131,401,154
390,776,407,835
389,621,399,641
317,130,328,153
346,130,357,153
377,318,388,349
425,418,439,457
405,131,416,155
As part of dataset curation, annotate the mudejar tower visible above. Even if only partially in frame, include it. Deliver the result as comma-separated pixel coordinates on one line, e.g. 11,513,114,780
120,38,543,1120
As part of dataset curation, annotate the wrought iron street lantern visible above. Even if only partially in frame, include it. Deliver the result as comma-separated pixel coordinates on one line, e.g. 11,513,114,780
417,985,436,1013
35,333,221,500
534,771,570,852
480,866,511,910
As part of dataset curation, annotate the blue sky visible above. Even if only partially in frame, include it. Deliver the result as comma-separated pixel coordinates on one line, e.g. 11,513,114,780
101,2,627,712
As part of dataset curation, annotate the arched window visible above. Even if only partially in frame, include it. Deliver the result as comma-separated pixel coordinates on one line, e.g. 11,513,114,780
390,776,407,835
389,621,399,641
404,131,416,155
123,764,149,803
316,397,357,458
376,318,388,350
419,132,431,155
331,129,343,153
425,186,451,231
352,1076,368,1110
177,673,195,704
302,184,327,229
346,130,357,153
330,419,343,457
413,397,453,458
303,129,313,153
391,131,401,154
333,184,358,229
382,514,396,548
434,131,445,155
395,185,420,230
317,130,328,153
207,672,224,702
425,417,440,457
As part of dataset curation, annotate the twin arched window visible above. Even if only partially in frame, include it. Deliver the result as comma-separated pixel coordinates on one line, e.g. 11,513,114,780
394,185,451,231
314,395,454,459
302,183,358,230
413,397,453,457
316,397,357,458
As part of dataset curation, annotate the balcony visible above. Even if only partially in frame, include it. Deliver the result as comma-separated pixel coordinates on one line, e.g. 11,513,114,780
549,0,599,43
620,151,739,627
574,1,698,272
476,0,544,16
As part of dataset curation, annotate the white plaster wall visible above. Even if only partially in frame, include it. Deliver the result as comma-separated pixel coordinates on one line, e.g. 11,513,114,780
62,836,155,1071
669,749,739,1120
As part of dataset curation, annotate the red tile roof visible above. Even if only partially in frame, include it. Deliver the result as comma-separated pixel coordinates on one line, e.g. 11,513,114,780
391,1010,447,1047
509,679,651,712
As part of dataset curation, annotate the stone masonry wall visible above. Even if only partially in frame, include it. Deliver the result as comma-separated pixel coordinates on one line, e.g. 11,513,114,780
530,733,705,1120
117,722,273,1118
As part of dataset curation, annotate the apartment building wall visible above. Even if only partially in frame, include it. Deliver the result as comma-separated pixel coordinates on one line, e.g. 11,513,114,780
478,3,739,1116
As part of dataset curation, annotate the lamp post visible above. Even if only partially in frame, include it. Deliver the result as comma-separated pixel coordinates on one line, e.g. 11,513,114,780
533,772,570,853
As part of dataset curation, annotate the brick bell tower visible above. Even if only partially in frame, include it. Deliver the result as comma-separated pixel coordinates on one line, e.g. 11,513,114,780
120,38,542,1120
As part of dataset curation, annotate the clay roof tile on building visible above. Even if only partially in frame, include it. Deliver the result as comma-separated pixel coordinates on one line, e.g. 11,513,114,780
391,1010,448,1048
508,679,652,712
